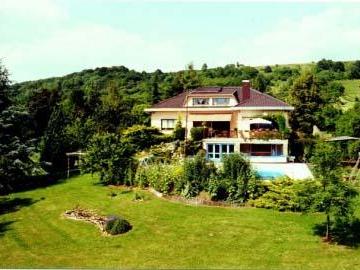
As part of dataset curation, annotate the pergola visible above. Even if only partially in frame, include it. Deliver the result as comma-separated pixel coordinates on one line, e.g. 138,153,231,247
325,136,360,182
66,151,87,178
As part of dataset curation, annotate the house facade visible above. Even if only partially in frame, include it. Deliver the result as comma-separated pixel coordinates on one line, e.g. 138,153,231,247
145,80,294,163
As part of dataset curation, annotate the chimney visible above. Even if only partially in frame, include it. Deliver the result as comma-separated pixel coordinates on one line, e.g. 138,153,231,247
242,80,251,100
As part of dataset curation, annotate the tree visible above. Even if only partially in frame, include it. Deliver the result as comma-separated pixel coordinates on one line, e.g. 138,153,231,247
183,63,201,90
310,141,358,242
349,60,360,79
253,73,268,92
0,62,42,193
0,61,10,112
336,102,360,137
149,73,161,104
201,63,208,71
83,133,135,185
264,65,272,73
40,106,71,172
289,72,323,135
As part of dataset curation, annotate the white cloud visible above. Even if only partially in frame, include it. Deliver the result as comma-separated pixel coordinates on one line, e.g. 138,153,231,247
0,23,186,82
0,0,67,21
217,8,360,66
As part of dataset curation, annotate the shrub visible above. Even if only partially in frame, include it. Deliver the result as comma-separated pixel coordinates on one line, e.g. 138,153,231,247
134,163,183,194
173,119,185,140
181,152,216,198
248,178,321,211
220,153,257,202
190,127,205,141
105,216,132,235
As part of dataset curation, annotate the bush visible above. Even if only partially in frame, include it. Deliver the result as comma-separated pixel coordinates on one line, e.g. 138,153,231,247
181,152,216,198
190,127,205,141
173,119,185,140
221,153,257,202
105,216,132,235
134,163,183,194
248,178,321,211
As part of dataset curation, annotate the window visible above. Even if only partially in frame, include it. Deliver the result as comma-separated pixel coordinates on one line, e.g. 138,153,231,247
213,98,230,106
207,143,235,160
192,98,209,106
161,119,175,130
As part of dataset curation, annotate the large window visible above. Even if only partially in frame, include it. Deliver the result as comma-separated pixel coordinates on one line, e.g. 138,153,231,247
192,98,209,106
240,144,283,156
213,98,230,106
207,143,235,160
161,119,175,130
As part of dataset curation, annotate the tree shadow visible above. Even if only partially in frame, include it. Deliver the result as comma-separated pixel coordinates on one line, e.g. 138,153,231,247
313,219,360,247
0,197,41,215
0,220,15,237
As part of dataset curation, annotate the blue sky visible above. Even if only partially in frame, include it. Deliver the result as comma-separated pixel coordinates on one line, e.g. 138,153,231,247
1,1,360,82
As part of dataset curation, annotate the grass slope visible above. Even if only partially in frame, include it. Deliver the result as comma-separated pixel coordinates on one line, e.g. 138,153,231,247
1,174,360,269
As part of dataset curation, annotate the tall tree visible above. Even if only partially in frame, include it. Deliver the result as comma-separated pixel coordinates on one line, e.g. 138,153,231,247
289,72,323,135
182,63,201,90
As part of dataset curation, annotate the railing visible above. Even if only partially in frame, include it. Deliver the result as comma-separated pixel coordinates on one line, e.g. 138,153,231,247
204,129,238,138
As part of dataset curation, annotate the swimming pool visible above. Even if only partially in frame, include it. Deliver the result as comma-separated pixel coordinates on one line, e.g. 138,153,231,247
255,168,286,179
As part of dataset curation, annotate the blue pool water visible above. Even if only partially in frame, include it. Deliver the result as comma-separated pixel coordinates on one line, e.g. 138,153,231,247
256,169,285,179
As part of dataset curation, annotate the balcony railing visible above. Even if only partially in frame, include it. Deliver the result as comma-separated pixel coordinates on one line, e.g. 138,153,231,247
204,129,238,138
200,129,285,140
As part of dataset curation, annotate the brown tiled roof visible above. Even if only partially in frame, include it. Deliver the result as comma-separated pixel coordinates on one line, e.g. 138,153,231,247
150,86,291,109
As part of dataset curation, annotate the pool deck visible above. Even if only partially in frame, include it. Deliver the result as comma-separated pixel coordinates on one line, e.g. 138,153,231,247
252,162,314,180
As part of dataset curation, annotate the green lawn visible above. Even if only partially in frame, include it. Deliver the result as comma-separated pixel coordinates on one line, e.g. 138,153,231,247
339,79,360,110
1,174,360,269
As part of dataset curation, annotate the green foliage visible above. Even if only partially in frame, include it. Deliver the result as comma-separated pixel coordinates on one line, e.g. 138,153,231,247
83,133,135,185
221,153,255,202
348,140,360,160
173,118,185,140
252,72,269,92
289,71,323,135
0,106,41,193
40,106,72,171
105,216,132,235
249,178,321,212
336,102,360,137
134,163,183,194
181,152,215,198
316,59,345,73
121,125,167,151
190,127,204,141
310,141,342,181
349,60,360,79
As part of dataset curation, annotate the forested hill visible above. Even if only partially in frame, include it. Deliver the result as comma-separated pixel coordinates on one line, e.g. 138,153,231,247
2,59,360,179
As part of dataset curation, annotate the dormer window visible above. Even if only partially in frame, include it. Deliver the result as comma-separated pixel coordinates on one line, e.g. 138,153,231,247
213,98,230,106
193,98,209,106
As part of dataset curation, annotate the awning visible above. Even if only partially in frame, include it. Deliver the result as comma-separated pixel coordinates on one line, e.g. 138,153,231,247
188,113,232,122
240,118,272,130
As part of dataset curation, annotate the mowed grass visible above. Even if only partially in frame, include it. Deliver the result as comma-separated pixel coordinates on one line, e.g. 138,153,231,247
339,79,360,110
1,174,360,269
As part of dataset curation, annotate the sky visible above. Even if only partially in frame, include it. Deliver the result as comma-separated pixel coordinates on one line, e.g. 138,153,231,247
1,1,360,82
